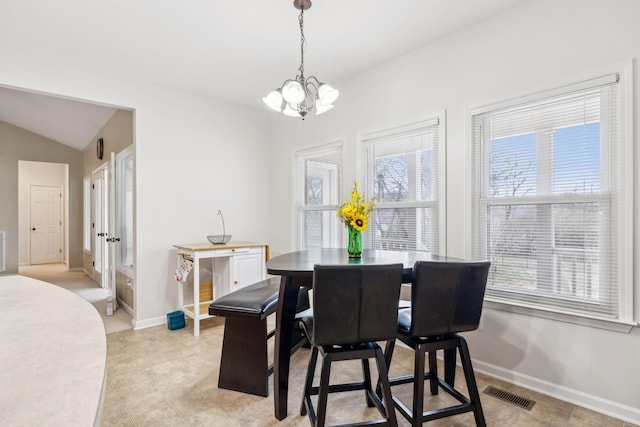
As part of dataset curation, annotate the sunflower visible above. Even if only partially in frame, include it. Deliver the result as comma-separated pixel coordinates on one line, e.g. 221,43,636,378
350,213,368,231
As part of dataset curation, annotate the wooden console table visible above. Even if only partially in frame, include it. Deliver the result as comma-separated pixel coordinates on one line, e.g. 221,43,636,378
173,241,269,336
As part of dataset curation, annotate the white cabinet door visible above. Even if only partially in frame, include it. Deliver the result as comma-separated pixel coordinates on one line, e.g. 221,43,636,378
230,249,265,291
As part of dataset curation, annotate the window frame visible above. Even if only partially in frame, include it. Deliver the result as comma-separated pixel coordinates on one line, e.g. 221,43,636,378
359,113,447,254
292,139,345,250
466,62,635,331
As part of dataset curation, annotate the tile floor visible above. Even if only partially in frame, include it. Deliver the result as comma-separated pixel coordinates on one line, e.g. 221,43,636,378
101,317,636,427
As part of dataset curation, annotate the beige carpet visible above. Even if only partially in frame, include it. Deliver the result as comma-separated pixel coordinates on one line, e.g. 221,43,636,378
19,263,133,334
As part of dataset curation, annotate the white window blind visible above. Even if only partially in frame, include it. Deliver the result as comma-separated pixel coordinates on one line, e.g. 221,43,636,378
471,72,632,322
295,142,343,250
362,117,443,253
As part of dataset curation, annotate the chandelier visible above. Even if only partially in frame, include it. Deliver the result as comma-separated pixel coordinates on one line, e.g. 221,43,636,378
262,0,339,119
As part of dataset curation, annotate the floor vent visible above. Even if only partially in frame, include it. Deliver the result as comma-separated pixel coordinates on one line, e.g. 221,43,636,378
483,386,536,410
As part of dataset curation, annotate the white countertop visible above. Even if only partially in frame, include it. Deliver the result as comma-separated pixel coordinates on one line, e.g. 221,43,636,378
0,275,107,426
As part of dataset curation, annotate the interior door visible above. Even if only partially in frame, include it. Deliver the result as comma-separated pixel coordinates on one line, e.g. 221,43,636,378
92,167,108,287
30,185,62,264
107,152,117,310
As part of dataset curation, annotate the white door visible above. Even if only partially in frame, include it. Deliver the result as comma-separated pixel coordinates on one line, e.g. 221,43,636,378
106,152,117,309
92,167,108,287
30,185,62,264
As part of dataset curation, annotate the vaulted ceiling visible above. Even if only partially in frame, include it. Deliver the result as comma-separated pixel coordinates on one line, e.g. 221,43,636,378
0,0,527,150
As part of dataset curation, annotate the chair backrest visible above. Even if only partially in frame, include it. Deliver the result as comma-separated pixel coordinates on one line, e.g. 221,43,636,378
312,263,403,347
409,260,490,337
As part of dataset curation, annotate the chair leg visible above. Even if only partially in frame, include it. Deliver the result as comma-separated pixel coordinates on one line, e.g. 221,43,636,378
428,349,438,395
412,343,426,427
377,339,396,398
315,352,333,427
374,347,399,427
361,359,375,407
301,346,319,417
458,336,486,427
444,347,457,386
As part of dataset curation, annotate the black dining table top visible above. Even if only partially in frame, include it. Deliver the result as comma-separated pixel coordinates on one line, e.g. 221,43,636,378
267,248,460,283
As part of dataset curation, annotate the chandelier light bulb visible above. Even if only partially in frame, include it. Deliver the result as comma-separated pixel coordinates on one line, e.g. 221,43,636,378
317,84,339,106
315,99,334,115
282,103,302,117
281,80,305,105
263,90,284,112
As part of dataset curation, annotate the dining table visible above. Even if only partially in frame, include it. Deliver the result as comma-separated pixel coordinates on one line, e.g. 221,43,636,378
266,248,462,420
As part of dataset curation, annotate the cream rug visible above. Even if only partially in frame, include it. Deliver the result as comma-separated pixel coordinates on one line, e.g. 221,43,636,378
18,263,133,334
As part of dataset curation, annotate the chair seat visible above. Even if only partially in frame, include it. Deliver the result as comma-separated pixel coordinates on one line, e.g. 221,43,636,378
209,277,279,320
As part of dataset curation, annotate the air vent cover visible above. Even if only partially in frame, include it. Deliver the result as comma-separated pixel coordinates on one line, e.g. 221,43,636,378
483,385,536,410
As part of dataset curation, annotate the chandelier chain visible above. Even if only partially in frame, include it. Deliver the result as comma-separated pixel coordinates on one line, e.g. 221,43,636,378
298,10,305,77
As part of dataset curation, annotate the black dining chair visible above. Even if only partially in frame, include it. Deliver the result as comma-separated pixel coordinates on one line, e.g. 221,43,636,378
384,260,491,427
298,263,404,427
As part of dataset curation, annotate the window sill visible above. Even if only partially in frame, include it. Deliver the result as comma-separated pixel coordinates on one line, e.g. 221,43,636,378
484,300,637,333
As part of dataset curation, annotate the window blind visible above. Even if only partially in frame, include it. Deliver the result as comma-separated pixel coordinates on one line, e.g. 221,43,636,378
362,118,442,253
471,73,624,320
296,142,343,250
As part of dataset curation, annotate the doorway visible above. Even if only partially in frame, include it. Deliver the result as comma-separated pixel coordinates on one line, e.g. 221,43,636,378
29,185,63,264
18,161,68,267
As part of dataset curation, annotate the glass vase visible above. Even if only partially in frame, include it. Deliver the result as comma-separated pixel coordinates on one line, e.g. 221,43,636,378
347,226,362,258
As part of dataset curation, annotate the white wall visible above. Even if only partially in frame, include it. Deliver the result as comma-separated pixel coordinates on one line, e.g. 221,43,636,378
268,0,640,422
0,69,270,328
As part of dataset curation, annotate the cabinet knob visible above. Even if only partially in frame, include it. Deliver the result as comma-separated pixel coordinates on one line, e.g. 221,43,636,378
234,280,238,284
232,248,236,252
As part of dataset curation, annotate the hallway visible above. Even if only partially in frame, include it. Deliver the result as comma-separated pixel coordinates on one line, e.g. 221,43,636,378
19,263,132,334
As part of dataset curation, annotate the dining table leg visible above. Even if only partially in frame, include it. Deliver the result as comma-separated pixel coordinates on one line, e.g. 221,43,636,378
273,275,300,420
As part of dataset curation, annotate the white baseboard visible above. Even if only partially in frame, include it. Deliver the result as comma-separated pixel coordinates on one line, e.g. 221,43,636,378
116,299,134,318
473,359,640,425
132,315,166,330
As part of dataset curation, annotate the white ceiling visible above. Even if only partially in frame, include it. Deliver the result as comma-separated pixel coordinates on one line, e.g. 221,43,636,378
0,0,527,150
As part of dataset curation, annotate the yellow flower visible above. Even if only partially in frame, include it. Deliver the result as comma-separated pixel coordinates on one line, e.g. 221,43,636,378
336,181,375,232
350,214,368,231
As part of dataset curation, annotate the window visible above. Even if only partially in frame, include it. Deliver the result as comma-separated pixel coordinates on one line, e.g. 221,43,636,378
83,174,91,252
471,67,633,325
361,115,445,253
294,141,343,249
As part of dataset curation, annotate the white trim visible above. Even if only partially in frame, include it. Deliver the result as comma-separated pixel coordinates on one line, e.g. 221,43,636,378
132,315,165,330
485,301,636,333
359,116,440,143
467,61,629,116
472,357,640,425
617,60,635,322
117,298,135,318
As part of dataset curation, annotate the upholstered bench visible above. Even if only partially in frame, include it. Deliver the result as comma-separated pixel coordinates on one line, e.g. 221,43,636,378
208,277,280,397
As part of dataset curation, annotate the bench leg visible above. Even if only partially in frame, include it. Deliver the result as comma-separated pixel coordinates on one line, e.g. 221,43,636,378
218,317,269,397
